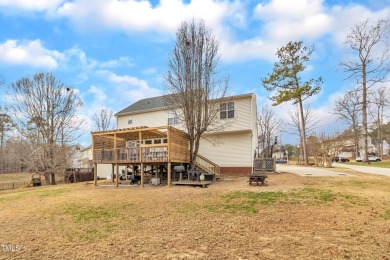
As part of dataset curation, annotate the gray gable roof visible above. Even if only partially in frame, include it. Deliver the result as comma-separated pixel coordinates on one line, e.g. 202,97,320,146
115,92,254,116
115,95,170,116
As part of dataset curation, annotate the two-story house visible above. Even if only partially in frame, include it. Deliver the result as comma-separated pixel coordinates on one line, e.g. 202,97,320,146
114,93,258,176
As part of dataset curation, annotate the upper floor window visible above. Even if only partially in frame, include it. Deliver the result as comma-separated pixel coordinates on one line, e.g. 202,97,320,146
128,116,133,125
168,111,179,125
220,102,234,119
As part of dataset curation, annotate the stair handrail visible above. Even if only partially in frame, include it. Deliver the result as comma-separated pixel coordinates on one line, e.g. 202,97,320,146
195,154,220,177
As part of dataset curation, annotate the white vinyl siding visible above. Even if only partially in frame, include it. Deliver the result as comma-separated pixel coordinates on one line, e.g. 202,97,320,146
220,97,252,132
198,131,253,167
168,111,179,125
117,95,254,132
115,94,257,170
117,110,168,129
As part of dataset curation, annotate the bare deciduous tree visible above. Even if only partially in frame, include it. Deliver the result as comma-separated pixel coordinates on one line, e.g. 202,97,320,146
286,105,319,141
0,106,14,149
164,19,229,169
0,106,15,173
333,90,361,157
319,132,346,168
9,72,83,184
307,132,346,167
93,108,114,131
340,19,390,163
369,87,390,157
257,105,281,158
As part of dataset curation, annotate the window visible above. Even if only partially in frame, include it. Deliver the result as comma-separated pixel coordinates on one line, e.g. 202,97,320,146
220,102,234,119
128,116,133,125
168,111,179,125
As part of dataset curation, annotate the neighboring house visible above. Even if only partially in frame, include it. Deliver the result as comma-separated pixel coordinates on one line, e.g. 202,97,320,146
383,140,390,155
71,145,93,169
114,93,258,176
338,135,386,158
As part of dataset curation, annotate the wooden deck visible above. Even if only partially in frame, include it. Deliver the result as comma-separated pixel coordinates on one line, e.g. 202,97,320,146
92,126,189,164
172,181,212,188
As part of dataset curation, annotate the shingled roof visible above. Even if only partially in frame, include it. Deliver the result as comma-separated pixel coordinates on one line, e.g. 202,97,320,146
115,95,170,116
115,92,254,116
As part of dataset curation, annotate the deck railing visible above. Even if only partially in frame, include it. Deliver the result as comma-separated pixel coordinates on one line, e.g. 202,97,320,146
141,146,168,162
93,145,168,163
93,149,115,162
195,154,220,178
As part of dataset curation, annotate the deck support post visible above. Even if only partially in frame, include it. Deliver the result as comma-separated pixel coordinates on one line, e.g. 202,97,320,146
167,162,171,187
140,163,144,188
116,164,119,188
94,163,97,186
111,164,115,183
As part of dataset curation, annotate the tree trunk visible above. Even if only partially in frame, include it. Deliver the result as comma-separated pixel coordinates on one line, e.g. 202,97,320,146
189,137,195,169
191,134,202,170
362,65,369,164
44,174,50,185
298,98,308,165
51,172,56,185
353,124,359,157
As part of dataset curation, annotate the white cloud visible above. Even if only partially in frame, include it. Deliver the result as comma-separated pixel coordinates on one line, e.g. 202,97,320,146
219,0,390,62
328,4,390,47
220,0,333,62
254,0,332,42
88,85,107,102
0,39,64,69
142,67,158,75
0,0,65,14
96,70,161,102
56,0,237,34
0,0,64,11
99,57,135,69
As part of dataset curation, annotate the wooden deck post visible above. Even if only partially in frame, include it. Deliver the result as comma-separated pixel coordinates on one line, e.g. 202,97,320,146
111,164,115,183
116,164,119,188
140,163,144,188
167,162,171,187
94,163,97,186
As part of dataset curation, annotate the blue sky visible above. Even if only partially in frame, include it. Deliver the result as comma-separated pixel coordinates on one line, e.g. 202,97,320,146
0,0,389,146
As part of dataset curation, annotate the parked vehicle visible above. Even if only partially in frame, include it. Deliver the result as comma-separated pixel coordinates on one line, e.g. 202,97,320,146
355,156,382,162
332,157,350,162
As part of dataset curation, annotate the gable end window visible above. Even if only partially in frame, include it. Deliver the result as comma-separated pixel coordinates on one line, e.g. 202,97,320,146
168,111,179,125
128,116,133,125
220,102,234,119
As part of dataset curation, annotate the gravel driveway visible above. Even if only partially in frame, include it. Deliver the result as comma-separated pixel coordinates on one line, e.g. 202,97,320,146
276,164,353,177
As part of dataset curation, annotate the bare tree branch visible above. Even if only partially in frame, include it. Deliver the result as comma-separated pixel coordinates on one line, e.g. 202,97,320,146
93,108,114,131
8,72,83,184
257,105,281,158
332,90,361,157
164,19,229,168
339,19,390,163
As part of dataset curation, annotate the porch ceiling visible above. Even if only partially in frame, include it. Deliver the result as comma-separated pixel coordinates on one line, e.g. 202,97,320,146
91,126,168,141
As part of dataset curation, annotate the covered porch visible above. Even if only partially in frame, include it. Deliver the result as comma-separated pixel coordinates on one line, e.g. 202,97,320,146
91,126,189,187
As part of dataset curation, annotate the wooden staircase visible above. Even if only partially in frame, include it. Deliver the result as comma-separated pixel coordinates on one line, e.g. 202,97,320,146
194,154,220,179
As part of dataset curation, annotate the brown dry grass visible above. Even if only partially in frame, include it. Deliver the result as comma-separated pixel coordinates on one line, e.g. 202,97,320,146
0,173,32,184
0,173,389,259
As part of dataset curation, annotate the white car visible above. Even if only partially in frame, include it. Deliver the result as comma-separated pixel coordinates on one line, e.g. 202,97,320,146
355,156,382,162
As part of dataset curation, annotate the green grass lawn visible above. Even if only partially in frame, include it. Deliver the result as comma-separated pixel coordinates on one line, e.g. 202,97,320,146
346,160,390,168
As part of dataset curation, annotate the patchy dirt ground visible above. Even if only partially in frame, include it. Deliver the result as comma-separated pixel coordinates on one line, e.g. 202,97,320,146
0,172,389,259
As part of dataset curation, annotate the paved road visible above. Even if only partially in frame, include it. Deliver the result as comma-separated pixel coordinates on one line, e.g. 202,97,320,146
333,162,390,177
276,164,353,177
